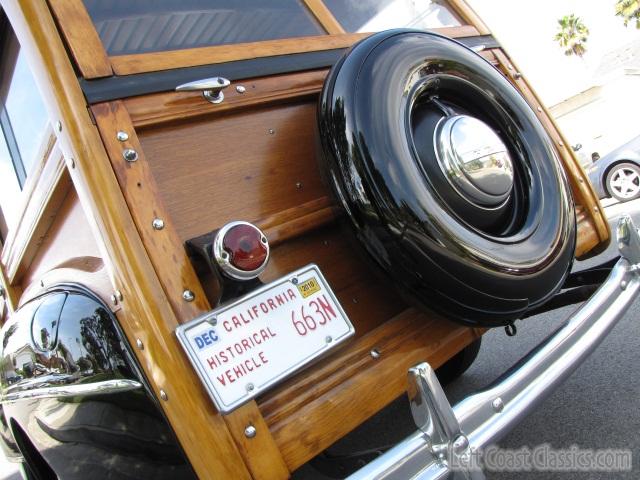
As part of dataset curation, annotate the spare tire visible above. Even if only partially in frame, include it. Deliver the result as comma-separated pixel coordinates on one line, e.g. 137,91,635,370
317,30,576,327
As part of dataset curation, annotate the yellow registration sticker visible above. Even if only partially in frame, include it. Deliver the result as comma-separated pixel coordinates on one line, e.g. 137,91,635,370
297,277,321,298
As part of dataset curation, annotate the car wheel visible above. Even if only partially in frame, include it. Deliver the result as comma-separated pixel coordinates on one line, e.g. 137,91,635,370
318,30,576,327
605,162,640,203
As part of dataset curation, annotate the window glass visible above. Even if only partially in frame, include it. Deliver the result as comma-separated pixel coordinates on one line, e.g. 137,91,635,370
0,16,49,238
323,0,462,33
83,0,326,56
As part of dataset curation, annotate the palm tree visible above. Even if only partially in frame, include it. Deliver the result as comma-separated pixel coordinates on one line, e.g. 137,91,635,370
615,0,640,28
554,14,589,58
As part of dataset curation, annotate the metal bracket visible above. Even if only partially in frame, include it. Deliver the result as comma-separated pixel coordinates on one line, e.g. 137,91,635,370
617,214,640,266
408,363,485,479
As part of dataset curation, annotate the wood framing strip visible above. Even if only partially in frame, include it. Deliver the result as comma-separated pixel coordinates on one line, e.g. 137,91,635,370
261,308,480,470
1,138,71,284
126,70,328,129
4,1,253,478
110,26,480,76
302,0,345,34
47,0,112,78
491,49,610,251
92,100,289,480
448,0,491,35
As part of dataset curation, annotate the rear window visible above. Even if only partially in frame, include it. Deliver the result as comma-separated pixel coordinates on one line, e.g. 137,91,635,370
323,0,462,33
82,0,326,56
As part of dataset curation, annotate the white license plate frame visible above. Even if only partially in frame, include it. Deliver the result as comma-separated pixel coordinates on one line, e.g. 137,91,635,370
176,264,355,413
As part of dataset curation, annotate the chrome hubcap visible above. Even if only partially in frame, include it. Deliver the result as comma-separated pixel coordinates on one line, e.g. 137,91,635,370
610,167,640,199
434,115,514,208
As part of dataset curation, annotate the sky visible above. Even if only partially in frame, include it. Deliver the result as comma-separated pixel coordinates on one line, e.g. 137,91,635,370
467,0,640,106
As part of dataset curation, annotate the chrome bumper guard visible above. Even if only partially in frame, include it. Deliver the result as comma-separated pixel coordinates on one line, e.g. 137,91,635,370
349,215,640,480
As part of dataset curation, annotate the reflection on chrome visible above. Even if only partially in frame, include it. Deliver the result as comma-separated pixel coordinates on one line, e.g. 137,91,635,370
435,115,514,208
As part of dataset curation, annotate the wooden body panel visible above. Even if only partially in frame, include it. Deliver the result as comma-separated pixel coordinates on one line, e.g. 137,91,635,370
0,1,611,479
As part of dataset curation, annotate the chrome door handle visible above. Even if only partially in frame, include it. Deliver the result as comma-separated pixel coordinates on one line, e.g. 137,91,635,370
176,77,231,104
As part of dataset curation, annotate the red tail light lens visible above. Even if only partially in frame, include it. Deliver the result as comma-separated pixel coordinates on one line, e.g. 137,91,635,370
223,224,268,271
213,222,270,280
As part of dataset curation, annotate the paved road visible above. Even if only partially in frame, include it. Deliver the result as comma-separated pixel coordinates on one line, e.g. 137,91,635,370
2,199,639,479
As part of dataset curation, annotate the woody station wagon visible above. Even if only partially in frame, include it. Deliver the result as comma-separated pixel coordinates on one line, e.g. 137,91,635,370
0,1,638,479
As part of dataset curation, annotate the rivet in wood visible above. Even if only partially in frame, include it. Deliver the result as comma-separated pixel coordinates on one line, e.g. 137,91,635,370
558,142,564,147
268,128,275,135
116,131,129,142
352,298,358,304
244,425,257,438
236,85,246,94
123,148,138,162
537,106,542,112
295,182,303,189
115,290,123,301
370,348,381,359
594,206,599,212
579,178,584,183
160,390,168,401
56,121,62,132
513,72,522,79
136,339,144,350
110,294,118,305
152,218,165,230
182,290,195,302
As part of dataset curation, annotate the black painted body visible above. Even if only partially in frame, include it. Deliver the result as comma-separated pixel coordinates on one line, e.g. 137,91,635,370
317,30,576,326
0,286,196,479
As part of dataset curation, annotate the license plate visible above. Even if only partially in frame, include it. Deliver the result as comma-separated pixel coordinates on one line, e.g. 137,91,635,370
176,264,355,413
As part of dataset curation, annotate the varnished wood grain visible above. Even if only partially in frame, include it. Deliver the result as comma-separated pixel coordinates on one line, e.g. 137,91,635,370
47,0,112,78
92,100,289,480
126,70,327,128
448,0,491,35
110,26,480,75
263,308,480,470
1,139,70,283
4,1,252,478
139,102,327,242
302,0,345,34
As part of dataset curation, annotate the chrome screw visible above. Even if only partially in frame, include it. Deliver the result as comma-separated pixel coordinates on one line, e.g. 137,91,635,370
182,290,195,302
370,348,381,359
291,278,298,285
325,336,333,344
621,281,628,290
136,339,144,350
244,425,257,438
123,148,138,162
246,383,255,392
152,218,165,230
207,316,217,326
115,290,123,301
110,294,118,305
160,390,168,401
236,85,246,94
492,397,504,412
116,131,129,142
56,121,62,132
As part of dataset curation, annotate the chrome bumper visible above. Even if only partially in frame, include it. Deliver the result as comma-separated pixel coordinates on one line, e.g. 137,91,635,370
348,215,640,480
